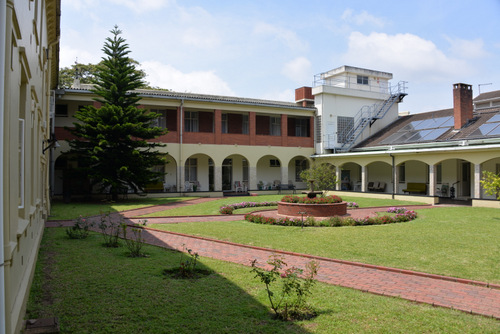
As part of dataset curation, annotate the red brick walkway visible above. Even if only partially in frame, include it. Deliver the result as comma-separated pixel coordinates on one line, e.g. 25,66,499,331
47,200,500,320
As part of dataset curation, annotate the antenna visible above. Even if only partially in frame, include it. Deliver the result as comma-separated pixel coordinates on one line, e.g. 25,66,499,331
478,83,492,95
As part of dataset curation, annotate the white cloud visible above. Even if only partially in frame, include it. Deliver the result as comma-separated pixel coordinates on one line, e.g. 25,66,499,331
253,22,308,51
341,32,473,82
181,27,221,49
108,0,171,13
446,37,488,59
282,57,312,83
140,61,235,95
341,9,386,28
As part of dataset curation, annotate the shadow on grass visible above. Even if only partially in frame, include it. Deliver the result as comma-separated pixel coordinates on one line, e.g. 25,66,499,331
27,227,312,333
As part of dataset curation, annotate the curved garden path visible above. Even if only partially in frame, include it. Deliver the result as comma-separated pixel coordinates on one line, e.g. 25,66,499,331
47,198,500,320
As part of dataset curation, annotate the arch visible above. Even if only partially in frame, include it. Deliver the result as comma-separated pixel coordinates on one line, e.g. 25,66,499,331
221,153,249,191
183,153,213,192
256,155,282,190
287,155,311,189
162,154,178,192
54,153,91,198
339,162,362,191
366,161,392,193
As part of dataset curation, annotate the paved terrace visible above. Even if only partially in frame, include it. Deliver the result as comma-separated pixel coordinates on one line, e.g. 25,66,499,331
47,198,500,320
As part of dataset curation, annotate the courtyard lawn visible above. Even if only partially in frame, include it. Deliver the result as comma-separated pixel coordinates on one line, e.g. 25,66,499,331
141,194,425,217
152,206,500,284
50,197,196,220
26,228,500,333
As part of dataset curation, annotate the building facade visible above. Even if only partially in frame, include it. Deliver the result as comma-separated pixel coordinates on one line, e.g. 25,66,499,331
1,0,60,333
53,65,500,207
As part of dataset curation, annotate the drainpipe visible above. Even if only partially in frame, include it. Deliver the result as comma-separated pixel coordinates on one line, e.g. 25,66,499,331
0,1,7,332
390,153,395,199
178,99,184,194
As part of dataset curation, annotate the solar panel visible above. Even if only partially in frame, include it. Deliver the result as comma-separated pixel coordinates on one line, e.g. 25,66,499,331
487,114,500,123
485,124,500,136
470,123,499,137
420,127,449,141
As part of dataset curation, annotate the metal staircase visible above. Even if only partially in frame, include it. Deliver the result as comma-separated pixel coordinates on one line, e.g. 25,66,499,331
338,81,407,152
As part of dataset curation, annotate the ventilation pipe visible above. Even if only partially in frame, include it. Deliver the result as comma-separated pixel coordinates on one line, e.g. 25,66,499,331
0,0,8,332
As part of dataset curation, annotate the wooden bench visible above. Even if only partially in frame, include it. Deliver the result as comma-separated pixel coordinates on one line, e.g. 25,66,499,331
403,182,427,194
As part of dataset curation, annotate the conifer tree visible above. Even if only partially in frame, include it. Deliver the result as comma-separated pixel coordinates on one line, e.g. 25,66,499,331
67,26,166,200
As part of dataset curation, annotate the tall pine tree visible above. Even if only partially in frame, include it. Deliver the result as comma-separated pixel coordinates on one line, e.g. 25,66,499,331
67,26,166,200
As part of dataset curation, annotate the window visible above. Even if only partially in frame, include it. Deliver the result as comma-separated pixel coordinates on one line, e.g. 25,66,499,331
295,159,307,182
337,116,354,144
18,119,25,209
185,111,199,132
270,116,281,136
151,109,167,128
295,118,309,137
357,75,368,85
185,158,197,181
270,159,280,167
242,159,249,182
221,113,228,133
399,163,406,183
55,104,68,117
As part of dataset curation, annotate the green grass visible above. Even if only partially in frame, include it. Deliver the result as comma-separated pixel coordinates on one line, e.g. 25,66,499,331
141,195,425,217
27,228,500,333
152,207,500,284
50,197,196,220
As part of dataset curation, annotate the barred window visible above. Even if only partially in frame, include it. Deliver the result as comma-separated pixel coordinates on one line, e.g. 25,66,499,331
337,116,354,144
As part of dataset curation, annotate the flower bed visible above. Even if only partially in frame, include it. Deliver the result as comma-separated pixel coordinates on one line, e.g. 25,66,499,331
245,208,418,227
219,201,277,215
278,195,346,217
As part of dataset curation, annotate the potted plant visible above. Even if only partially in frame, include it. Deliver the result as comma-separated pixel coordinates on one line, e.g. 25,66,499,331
258,181,264,190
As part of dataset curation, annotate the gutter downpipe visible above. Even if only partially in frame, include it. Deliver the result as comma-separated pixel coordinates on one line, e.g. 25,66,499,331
0,1,7,333
179,99,184,195
390,153,395,199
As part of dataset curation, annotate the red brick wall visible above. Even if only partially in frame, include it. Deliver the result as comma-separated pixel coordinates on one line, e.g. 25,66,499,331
277,201,347,217
453,83,473,129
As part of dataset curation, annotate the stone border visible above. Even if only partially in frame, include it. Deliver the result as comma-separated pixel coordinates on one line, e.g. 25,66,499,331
277,201,347,217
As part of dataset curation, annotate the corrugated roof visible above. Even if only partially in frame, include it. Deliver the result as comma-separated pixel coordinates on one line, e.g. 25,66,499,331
61,87,316,111
474,89,500,102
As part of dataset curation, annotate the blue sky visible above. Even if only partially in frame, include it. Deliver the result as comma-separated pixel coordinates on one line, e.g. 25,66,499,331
60,0,500,114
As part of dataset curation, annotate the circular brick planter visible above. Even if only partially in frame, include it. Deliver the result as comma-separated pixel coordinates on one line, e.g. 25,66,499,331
277,201,347,217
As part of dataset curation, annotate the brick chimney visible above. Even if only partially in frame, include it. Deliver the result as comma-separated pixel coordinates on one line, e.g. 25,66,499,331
295,86,314,107
453,83,473,129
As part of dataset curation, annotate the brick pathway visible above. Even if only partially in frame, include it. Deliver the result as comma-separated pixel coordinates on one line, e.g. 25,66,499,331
47,200,500,320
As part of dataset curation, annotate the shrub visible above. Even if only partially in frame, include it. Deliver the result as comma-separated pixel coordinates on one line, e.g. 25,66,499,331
98,212,121,247
219,201,277,215
66,215,93,239
280,195,342,204
122,220,148,258
347,202,359,208
251,255,319,320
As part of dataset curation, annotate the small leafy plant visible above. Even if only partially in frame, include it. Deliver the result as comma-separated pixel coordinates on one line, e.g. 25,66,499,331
98,212,121,247
122,220,148,257
251,254,319,320
280,195,342,204
163,245,211,279
66,215,93,239
347,201,359,208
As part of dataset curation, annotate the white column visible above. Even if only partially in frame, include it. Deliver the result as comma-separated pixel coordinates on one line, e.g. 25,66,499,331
474,163,481,199
281,165,288,186
361,165,367,192
335,166,341,191
249,166,257,190
429,164,435,196
214,165,222,192
178,165,184,192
